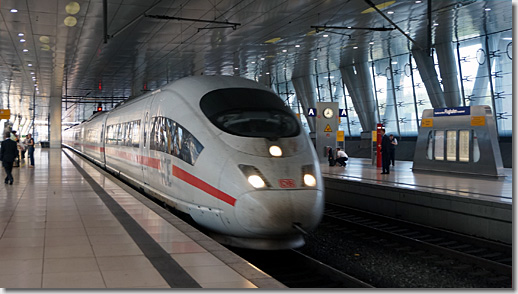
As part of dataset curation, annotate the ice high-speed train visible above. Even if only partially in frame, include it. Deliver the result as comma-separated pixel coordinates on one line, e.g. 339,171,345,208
63,75,324,250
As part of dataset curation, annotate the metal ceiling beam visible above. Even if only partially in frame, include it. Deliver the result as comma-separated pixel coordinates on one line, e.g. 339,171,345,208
363,0,424,50
145,15,241,30
311,25,395,32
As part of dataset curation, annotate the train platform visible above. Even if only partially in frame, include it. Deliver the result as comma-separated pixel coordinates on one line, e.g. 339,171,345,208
0,147,285,289
321,158,512,244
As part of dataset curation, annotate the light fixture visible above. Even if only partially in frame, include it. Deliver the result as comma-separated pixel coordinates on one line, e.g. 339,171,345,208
361,0,396,14
282,49,287,52
18,33,24,37
353,46,358,49
387,11,394,14
23,49,29,52
369,42,375,45
248,175,266,188
313,58,318,61
415,0,422,3
65,2,81,15
391,61,398,64
260,57,265,60
323,34,329,37
234,67,238,70
303,174,317,187
485,8,491,11
10,9,18,13
19,39,26,43
64,16,77,26
433,23,439,26
269,146,282,157
295,44,300,48
39,36,50,43
28,63,33,67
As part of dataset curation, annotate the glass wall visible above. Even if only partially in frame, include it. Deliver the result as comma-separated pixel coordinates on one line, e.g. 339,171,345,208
274,29,511,138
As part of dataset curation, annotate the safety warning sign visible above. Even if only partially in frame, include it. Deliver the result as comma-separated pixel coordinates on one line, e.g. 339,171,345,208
324,124,332,132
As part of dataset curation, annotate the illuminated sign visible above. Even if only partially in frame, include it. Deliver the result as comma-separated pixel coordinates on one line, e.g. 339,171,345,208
433,107,470,117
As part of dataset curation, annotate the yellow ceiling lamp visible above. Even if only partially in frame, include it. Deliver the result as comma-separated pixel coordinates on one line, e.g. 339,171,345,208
64,2,81,27
361,0,396,14
66,2,81,15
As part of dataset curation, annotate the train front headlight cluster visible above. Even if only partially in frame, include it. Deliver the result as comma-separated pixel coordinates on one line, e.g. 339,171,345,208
239,164,272,189
302,165,317,187
269,145,282,157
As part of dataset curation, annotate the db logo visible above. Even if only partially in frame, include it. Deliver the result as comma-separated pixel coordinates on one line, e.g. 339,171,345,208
279,179,295,188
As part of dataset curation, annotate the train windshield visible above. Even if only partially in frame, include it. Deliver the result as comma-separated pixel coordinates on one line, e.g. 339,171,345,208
200,88,300,139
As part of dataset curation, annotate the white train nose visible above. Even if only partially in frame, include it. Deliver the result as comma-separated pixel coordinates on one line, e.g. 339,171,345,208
234,189,324,235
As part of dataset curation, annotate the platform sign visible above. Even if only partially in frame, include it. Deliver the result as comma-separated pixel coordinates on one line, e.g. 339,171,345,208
316,102,338,164
433,107,470,117
339,109,347,117
324,124,332,132
337,130,344,142
307,108,316,117
471,116,486,126
421,118,433,127
0,109,10,120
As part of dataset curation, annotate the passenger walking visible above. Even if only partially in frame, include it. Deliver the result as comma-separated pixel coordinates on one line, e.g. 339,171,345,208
380,129,391,174
335,148,348,167
389,134,398,166
26,133,35,167
1,132,18,184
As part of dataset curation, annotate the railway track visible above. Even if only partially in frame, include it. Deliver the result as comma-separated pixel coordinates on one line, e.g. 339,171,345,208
230,248,374,288
323,203,512,283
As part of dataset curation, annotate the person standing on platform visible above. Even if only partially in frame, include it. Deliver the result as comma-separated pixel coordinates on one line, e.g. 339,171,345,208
1,132,18,184
380,129,391,174
389,134,398,166
335,148,348,167
26,133,35,167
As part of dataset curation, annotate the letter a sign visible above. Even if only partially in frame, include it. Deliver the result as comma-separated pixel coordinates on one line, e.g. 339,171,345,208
307,108,316,117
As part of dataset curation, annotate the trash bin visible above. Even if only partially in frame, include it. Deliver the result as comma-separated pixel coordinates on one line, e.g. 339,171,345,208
40,141,50,148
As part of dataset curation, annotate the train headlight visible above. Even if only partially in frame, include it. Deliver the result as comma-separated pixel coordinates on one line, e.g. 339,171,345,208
302,164,317,187
248,175,266,188
269,145,282,157
239,164,272,189
303,174,317,187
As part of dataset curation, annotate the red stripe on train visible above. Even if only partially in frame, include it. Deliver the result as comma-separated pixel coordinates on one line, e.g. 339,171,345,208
105,147,161,169
173,165,236,207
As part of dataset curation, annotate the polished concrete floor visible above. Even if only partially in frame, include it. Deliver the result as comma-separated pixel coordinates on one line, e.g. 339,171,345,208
0,148,283,289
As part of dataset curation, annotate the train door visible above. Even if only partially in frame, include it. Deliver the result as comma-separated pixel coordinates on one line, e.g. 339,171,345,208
140,95,154,185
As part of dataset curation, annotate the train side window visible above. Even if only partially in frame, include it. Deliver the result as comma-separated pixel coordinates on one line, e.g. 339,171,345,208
144,112,149,148
132,120,140,148
171,123,179,156
150,117,158,151
159,117,167,153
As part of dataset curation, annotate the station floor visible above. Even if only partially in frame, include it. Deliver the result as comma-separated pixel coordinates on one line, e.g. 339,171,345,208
320,158,512,205
0,148,284,289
